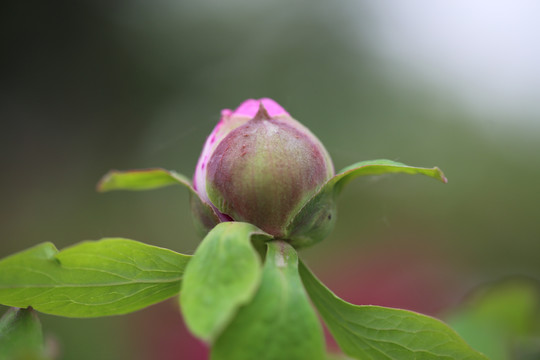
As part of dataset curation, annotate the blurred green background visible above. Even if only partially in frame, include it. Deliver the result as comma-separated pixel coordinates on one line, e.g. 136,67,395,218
2,1,539,359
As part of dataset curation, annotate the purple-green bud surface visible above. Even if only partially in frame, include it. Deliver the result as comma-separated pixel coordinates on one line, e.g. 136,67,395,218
193,98,334,241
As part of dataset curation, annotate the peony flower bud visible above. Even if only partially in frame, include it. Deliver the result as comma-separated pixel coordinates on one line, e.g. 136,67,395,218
192,98,335,241
98,99,446,247
99,98,446,247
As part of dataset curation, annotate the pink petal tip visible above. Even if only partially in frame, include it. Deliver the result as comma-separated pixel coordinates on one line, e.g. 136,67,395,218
231,98,289,118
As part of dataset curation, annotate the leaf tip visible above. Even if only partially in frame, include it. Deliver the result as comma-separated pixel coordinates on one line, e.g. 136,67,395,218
435,167,448,184
96,170,117,193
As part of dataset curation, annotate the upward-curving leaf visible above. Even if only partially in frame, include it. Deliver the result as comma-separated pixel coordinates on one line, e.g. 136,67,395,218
97,168,220,236
97,168,192,192
287,159,447,247
299,261,487,360
332,159,447,194
0,239,190,318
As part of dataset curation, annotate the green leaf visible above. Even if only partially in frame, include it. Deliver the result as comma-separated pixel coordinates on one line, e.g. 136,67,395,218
332,159,447,193
180,222,272,343
0,239,190,318
97,168,220,236
97,168,192,192
299,261,487,360
0,307,46,360
212,241,326,360
287,159,446,247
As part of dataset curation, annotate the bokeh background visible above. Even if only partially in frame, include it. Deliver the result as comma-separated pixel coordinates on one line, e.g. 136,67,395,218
2,1,539,359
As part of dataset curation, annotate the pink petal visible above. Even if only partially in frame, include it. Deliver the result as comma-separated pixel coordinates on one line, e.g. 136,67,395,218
233,98,289,118
259,98,289,117
193,98,290,218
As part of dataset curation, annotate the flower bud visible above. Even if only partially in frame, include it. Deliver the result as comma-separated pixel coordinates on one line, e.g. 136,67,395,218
193,98,334,240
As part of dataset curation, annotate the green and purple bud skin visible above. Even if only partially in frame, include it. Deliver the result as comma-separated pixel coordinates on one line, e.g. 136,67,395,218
193,98,335,241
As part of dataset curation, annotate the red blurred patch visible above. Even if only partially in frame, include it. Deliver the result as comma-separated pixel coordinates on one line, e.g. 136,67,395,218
130,299,208,360
306,237,466,352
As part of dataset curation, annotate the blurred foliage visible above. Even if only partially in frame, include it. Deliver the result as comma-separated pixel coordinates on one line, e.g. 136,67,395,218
1,1,539,359
446,278,540,360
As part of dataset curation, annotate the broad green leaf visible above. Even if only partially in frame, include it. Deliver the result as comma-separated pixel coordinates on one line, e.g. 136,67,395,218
97,168,192,192
0,307,46,360
287,159,446,247
212,241,325,360
97,168,220,236
180,222,272,343
299,261,487,360
0,239,190,318
446,279,540,360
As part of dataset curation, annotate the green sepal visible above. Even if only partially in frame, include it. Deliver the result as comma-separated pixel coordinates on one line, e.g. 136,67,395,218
299,261,487,360
97,168,192,192
0,239,190,318
287,159,447,248
180,222,272,343
211,241,326,360
331,159,447,194
0,307,46,360
97,167,220,236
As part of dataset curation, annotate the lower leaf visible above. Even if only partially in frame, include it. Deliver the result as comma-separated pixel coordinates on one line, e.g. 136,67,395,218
299,261,487,360
0,307,46,359
0,239,190,317
180,222,272,343
211,241,326,360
